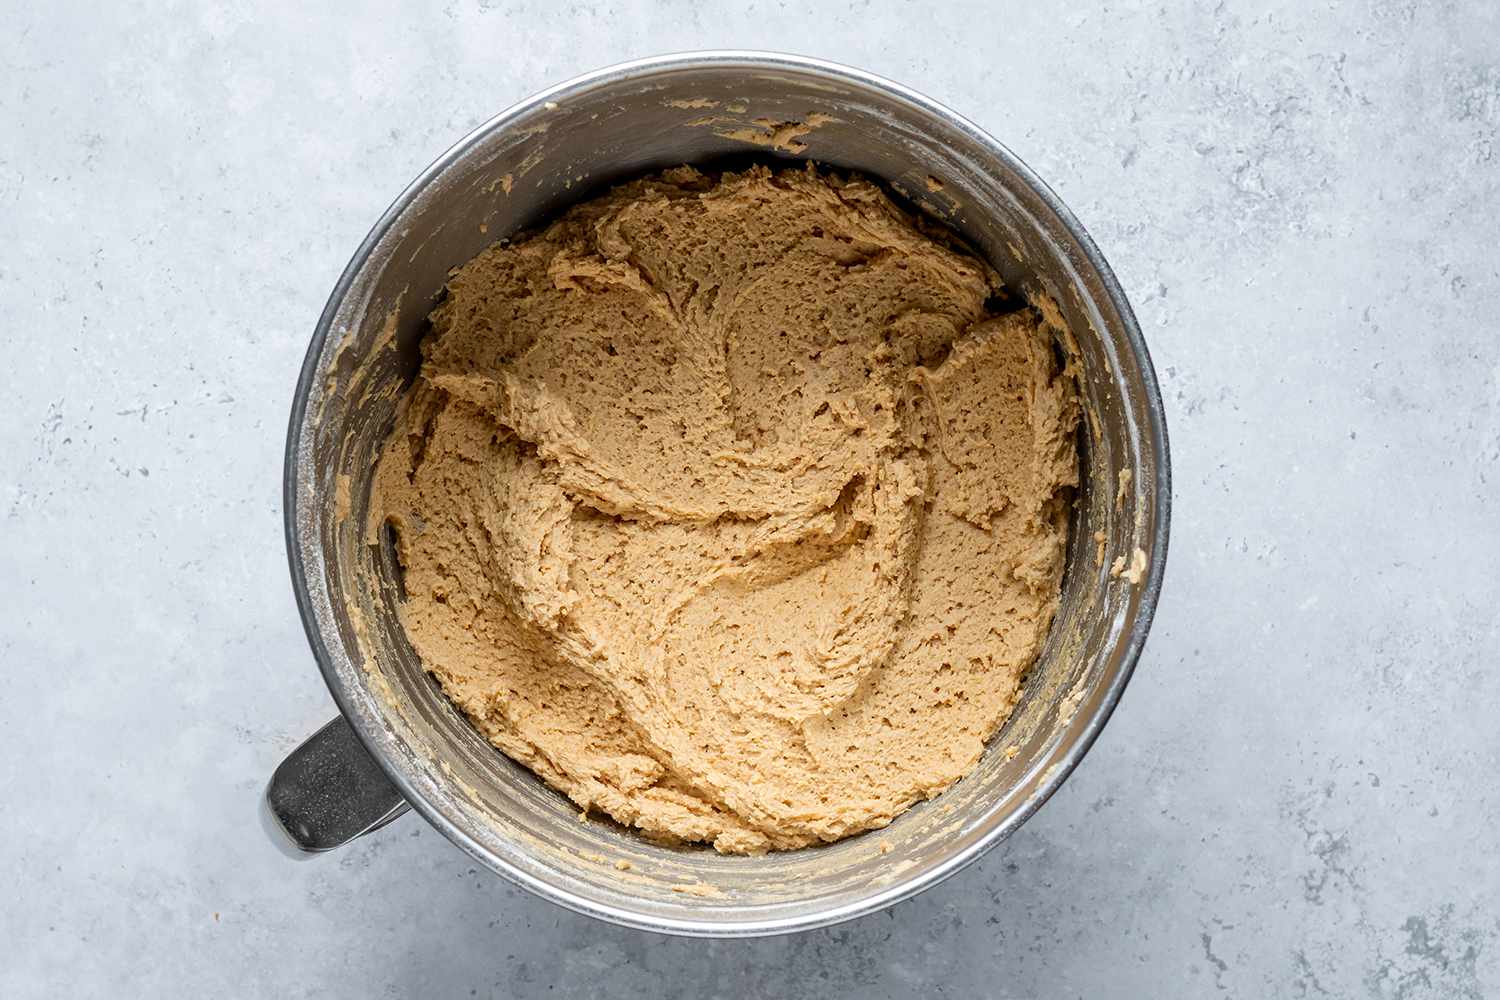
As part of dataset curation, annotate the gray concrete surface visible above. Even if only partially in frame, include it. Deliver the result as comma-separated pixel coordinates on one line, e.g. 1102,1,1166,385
4,1,1498,996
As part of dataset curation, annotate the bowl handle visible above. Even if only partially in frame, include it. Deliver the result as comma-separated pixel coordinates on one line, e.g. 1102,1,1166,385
261,716,411,857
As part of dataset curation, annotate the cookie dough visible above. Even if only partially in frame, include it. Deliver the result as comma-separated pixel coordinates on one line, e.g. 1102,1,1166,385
371,164,1079,853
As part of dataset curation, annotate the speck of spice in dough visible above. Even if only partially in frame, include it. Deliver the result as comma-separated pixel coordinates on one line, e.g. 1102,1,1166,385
371,163,1079,854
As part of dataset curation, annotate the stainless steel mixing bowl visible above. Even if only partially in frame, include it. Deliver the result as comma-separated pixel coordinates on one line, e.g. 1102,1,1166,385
267,51,1170,936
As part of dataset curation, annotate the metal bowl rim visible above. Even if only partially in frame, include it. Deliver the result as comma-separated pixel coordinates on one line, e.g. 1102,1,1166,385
283,49,1172,937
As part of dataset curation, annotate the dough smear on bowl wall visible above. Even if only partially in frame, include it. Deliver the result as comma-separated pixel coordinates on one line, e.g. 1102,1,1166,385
370,162,1080,854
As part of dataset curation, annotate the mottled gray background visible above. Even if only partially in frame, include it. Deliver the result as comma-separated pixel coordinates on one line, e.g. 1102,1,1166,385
4,0,1498,996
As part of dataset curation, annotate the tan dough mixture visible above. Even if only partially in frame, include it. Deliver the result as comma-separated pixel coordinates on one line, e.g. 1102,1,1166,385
371,164,1079,854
